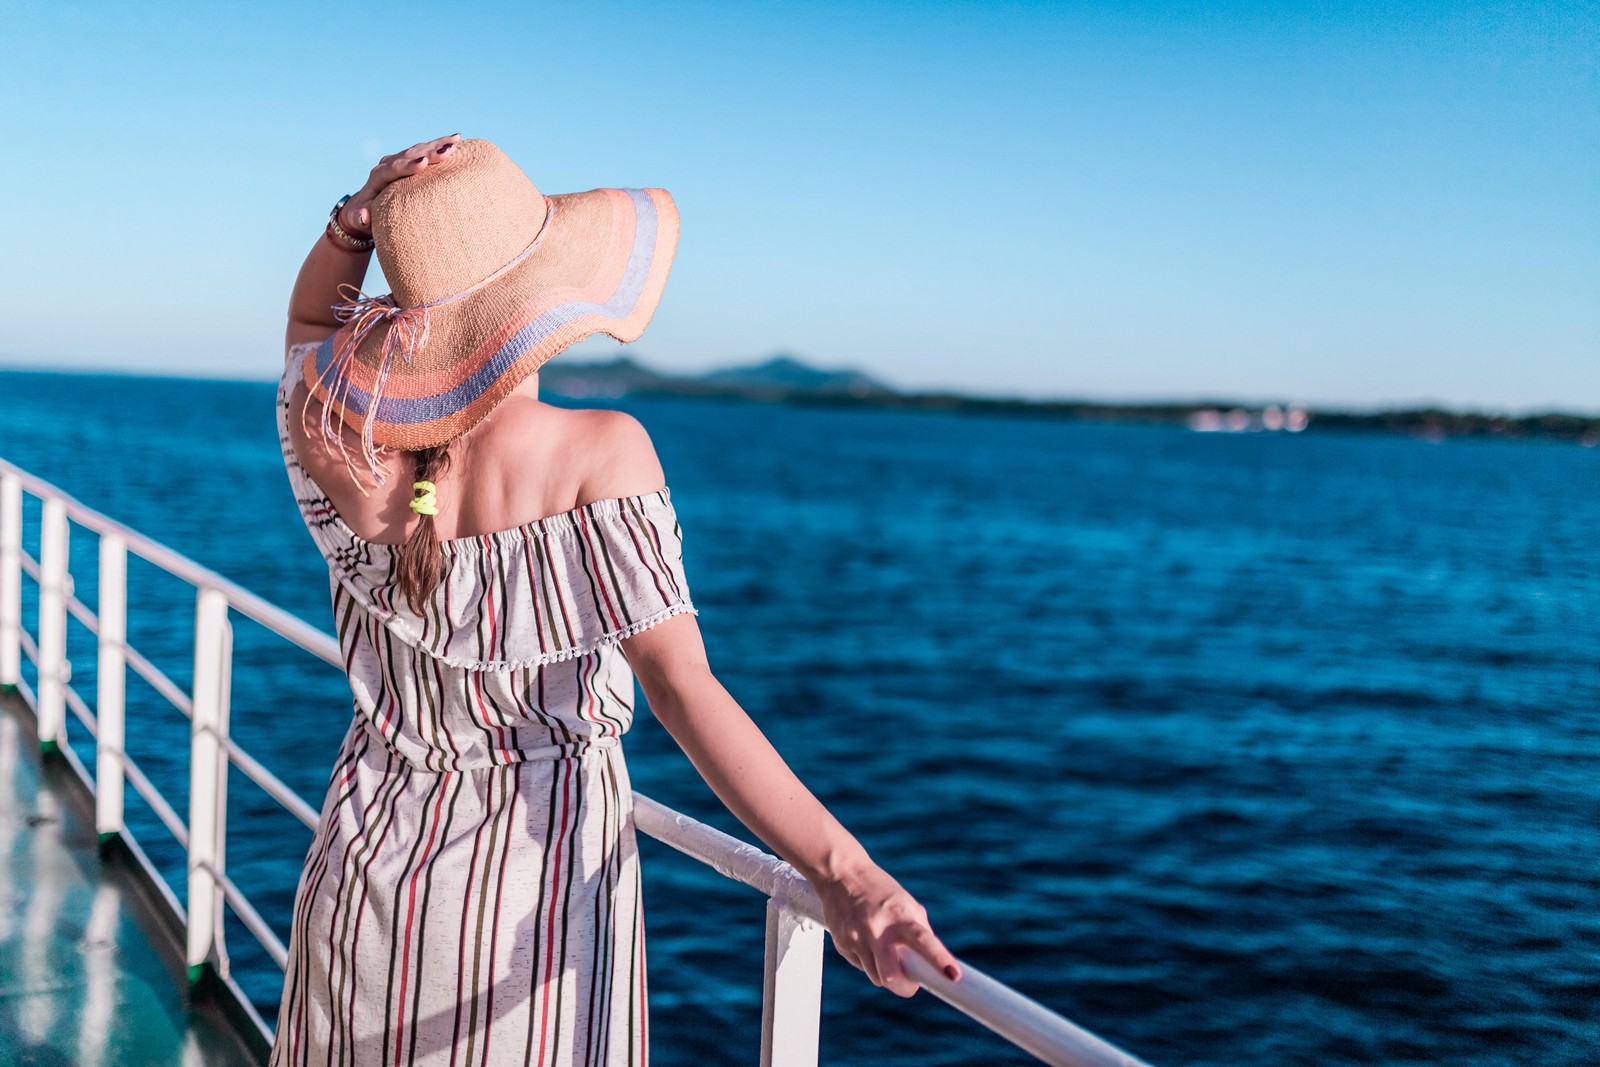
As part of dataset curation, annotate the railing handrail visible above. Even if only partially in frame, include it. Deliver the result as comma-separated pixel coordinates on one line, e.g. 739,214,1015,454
0,457,1155,1067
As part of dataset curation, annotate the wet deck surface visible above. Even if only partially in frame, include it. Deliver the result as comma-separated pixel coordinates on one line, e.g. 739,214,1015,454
0,689,263,1067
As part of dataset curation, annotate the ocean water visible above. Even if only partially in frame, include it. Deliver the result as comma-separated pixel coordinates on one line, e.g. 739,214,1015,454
0,368,1595,1066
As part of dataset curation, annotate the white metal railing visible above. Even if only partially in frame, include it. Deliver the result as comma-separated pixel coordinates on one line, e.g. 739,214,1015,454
0,457,1153,1067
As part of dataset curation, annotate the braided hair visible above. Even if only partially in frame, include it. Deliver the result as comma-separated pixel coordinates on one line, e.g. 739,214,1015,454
395,442,454,612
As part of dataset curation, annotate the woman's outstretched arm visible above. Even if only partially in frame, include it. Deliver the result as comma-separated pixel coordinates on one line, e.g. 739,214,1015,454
623,612,964,998
285,133,463,352
598,412,963,998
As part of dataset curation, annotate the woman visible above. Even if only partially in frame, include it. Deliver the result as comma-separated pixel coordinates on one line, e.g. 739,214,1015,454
272,133,962,1066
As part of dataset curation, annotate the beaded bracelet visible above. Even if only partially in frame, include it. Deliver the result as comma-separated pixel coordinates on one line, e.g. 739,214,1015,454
322,223,372,255
327,194,376,252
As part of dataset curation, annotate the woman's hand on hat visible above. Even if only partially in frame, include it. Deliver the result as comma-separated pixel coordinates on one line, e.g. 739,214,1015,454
336,133,463,238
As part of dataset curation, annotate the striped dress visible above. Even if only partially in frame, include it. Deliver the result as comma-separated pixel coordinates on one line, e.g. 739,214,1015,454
270,343,696,1066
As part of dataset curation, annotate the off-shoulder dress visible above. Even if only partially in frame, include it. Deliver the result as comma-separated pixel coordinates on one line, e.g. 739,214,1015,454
268,341,696,1067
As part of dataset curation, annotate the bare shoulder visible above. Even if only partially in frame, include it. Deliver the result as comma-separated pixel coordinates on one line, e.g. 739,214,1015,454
569,407,666,503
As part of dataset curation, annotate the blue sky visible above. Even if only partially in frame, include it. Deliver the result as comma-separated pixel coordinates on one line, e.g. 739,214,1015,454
1,0,1594,411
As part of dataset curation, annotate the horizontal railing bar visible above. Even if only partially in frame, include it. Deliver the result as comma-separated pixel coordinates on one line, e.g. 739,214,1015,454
215,866,290,971
220,735,320,831
64,684,98,733
0,459,341,668
124,644,194,718
219,589,341,669
632,793,822,919
898,954,1152,1067
121,750,190,849
64,590,100,636
19,629,38,665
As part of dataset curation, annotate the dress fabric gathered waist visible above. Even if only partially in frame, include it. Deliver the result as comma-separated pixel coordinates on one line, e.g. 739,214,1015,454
269,342,697,1067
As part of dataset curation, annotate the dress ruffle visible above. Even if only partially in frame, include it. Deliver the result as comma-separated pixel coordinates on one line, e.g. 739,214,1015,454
279,341,697,671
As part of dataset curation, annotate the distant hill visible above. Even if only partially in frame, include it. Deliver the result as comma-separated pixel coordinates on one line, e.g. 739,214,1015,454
692,354,894,398
536,356,675,398
539,353,894,401
535,352,1600,445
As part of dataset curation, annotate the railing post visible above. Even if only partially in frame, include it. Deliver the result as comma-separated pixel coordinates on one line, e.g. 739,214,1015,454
760,897,825,1067
95,533,127,844
213,614,233,981
187,586,233,987
0,472,20,688
36,497,70,753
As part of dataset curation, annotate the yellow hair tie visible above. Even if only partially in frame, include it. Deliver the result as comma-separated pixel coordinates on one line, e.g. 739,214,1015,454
410,480,439,517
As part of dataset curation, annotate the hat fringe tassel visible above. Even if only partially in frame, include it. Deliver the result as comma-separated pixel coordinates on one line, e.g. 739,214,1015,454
307,282,433,491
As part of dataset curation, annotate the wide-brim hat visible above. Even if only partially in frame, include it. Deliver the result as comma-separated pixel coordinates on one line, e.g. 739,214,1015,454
302,137,679,456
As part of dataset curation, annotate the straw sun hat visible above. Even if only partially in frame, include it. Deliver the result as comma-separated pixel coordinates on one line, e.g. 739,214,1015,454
301,137,680,480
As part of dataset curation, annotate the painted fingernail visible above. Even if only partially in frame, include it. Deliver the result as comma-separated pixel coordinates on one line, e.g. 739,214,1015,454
944,965,960,980
413,155,426,164
437,144,451,153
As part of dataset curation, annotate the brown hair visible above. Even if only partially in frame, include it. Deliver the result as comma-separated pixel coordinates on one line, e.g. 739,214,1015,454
396,443,454,612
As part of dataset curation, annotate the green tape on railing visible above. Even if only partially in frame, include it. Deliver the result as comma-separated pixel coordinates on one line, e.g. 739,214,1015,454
39,738,59,755
187,961,213,988
0,682,16,693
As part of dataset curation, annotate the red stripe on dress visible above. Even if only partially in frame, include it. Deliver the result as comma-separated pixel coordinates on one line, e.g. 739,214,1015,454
458,764,510,1063
523,538,550,656
534,757,577,1065
370,614,401,737
587,512,638,629
636,855,648,1067
618,502,673,608
631,498,686,605
582,754,621,1060
583,648,625,739
460,546,502,759
477,764,523,1065
481,536,513,755
327,759,412,1066
573,508,625,631
377,771,457,1063
447,775,501,1057
285,727,373,1065
542,531,579,652
389,768,457,1067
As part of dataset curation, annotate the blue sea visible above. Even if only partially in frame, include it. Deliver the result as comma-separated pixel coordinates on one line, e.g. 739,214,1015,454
1,369,1595,1066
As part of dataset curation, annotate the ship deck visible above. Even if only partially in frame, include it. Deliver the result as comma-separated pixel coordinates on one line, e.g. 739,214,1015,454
0,687,265,1066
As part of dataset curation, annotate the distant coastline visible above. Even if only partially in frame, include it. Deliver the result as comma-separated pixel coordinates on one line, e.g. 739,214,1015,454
540,354,1600,446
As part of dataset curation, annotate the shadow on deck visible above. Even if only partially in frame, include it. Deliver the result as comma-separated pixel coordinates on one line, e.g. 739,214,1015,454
0,687,266,1066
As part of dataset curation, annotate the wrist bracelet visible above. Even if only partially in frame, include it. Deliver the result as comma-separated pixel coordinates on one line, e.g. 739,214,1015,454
327,194,376,251
323,223,373,255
